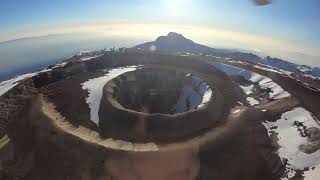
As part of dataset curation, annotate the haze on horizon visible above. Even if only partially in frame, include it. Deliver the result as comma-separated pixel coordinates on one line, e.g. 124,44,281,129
0,0,319,74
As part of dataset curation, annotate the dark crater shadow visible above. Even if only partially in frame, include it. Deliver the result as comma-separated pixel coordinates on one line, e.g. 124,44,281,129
99,67,225,142
108,68,211,115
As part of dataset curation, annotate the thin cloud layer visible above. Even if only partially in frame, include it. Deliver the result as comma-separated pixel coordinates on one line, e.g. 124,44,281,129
1,22,319,65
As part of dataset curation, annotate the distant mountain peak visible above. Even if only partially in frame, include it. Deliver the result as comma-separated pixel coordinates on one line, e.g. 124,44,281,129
155,32,193,43
167,32,180,36
135,32,231,54
166,32,188,40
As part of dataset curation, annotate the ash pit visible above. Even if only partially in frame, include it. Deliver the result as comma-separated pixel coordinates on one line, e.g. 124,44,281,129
99,67,215,142
106,68,211,115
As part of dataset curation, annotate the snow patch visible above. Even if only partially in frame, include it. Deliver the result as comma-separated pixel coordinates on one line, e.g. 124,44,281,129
304,74,320,80
208,61,290,100
298,66,311,73
304,166,320,180
253,65,283,74
174,87,202,112
81,66,141,125
201,88,212,105
52,62,68,68
174,75,212,112
240,85,254,95
263,107,320,179
246,97,259,106
0,73,36,96
77,50,92,56
0,68,53,97
81,55,102,61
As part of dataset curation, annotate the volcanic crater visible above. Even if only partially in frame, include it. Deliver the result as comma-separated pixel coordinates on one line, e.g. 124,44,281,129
0,50,295,180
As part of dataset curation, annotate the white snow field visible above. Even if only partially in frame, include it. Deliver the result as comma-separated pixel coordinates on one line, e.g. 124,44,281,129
0,73,37,96
246,97,259,106
201,88,212,105
239,85,254,95
0,60,71,97
0,67,56,97
208,61,290,100
81,55,103,61
263,107,320,180
82,66,141,125
175,74,212,112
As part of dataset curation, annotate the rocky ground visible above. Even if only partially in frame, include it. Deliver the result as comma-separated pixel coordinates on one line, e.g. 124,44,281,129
0,49,319,180
208,58,320,180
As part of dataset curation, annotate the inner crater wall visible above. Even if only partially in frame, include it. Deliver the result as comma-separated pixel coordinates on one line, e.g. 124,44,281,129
97,54,240,142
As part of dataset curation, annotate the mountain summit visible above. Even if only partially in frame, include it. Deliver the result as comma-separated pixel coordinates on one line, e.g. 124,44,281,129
134,32,229,54
134,32,320,78
156,32,194,44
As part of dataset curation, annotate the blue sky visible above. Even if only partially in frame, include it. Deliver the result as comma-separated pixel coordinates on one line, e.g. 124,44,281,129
0,0,319,65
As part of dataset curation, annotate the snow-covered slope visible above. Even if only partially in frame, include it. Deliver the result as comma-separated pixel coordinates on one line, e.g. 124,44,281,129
174,74,212,112
0,67,56,96
82,66,141,125
208,61,290,101
0,72,37,96
263,108,320,180
260,57,320,79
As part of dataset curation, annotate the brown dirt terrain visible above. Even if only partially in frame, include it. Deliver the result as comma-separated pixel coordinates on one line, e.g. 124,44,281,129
41,71,105,132
4,95,286,180
0,51,311,180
